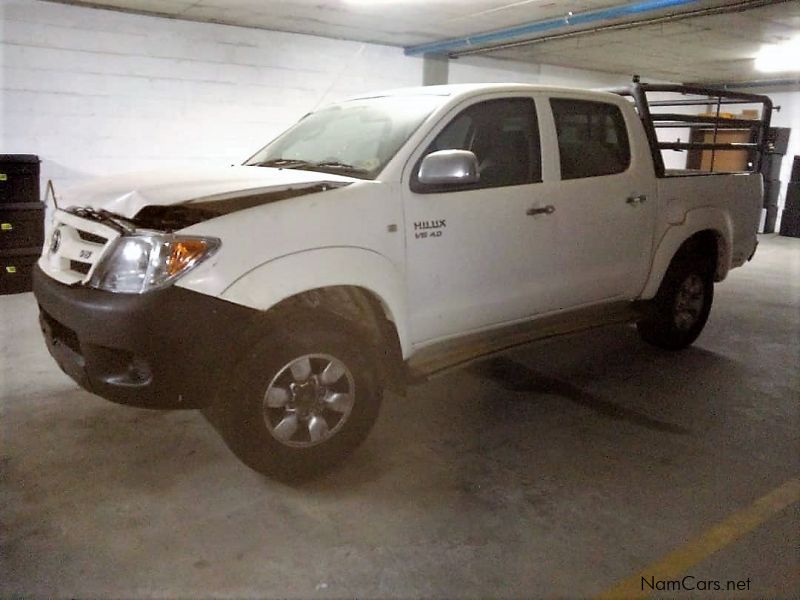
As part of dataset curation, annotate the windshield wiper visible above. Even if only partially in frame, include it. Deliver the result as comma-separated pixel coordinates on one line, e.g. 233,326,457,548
307,161,370,175
252,158,370,177
253,158,314,168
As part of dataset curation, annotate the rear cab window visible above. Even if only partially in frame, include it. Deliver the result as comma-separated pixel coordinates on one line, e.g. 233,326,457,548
550,98,631,180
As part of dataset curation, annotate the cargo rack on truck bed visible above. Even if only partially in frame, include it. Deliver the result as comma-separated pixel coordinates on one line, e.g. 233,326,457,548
610,82,773,178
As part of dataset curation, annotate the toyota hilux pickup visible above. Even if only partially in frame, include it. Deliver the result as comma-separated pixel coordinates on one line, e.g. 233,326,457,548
33,82,771,479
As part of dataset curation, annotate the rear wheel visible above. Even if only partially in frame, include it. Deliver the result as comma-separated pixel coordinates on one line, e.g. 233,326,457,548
216,316,382,480
637,250,714,350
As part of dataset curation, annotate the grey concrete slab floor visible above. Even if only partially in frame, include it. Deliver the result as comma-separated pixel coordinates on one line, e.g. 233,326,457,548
1,234,798,598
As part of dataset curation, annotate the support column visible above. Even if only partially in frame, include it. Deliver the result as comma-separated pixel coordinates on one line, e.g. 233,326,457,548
422,55,449,86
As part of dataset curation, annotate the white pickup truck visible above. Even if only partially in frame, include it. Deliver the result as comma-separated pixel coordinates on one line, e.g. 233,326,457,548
34,82,770,479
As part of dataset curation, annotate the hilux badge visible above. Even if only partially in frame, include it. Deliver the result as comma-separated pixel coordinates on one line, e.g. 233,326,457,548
49,228,61,254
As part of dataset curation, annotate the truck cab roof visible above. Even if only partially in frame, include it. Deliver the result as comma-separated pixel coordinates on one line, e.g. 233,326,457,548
345,83,624,104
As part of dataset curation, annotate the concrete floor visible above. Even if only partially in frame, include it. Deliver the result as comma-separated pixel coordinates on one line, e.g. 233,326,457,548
2,234,798,598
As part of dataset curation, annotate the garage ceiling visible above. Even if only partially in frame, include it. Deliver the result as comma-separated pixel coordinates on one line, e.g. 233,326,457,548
45,0,800,84
487,1,800,83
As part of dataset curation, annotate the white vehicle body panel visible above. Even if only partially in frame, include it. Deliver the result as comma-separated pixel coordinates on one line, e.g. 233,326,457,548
37,83,764,361
178,182,410,350
61,166,358,218
401,92,563,343
640,172,762,298
539,93,658,305
38,210,121,285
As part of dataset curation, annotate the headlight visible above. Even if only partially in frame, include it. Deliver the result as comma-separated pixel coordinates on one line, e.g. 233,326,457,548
88,233,220,294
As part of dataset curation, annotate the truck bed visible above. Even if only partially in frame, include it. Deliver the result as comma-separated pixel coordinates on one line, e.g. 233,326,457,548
655,171,762,269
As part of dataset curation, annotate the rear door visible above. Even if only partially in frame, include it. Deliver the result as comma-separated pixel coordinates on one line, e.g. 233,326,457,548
543,96,657,306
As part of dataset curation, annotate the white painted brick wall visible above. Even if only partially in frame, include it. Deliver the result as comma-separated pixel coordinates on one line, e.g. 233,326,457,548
450,55,634,88
2,0,643,199
1,0,425,193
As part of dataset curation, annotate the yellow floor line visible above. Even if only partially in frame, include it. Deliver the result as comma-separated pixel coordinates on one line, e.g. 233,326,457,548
596,477,800,599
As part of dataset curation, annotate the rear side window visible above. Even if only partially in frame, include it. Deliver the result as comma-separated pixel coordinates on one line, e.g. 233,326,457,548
550,99,631,180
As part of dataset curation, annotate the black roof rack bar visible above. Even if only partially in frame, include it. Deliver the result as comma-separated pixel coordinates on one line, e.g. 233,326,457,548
636,83,770,101
650,113,764,128
609,82,772,176
654,123,756,130
611,83,665,176
648,98,764,107
659,142,758,151
654,123,752,131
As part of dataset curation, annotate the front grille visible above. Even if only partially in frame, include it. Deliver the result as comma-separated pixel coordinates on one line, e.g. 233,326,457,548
41,211,119,286
69,260,91,275
77,230,107,245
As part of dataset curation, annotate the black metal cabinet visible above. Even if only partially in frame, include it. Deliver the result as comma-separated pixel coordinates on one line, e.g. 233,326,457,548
1,155,43,294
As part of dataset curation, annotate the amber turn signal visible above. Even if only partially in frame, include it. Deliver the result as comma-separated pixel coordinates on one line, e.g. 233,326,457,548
166,239,211,277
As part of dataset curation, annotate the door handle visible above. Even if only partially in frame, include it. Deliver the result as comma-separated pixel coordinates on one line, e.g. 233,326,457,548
527,205,555,216
626,194,647,205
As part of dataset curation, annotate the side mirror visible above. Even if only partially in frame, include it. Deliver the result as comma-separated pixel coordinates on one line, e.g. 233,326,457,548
417,150,480,186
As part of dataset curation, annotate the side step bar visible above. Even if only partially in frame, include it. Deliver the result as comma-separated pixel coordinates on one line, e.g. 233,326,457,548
406,301,644,382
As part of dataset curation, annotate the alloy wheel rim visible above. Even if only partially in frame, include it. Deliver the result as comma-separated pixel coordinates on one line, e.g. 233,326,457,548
674,273,705,332
262,353,356,448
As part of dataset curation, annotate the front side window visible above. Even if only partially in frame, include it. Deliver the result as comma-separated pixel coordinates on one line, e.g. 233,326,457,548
414,97,541,192
550,99,631,180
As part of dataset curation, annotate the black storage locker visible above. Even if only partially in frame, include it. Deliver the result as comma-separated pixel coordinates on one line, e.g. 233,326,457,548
779,209,800,238
763,179,780,208
766,127,791,155
0,155,45,292
0,203,46,250
781,210,800,237
785,182,800,213
779,156,800,238
763,205,779,234
0,155,40,205
0,247,40,295
761,153,783,182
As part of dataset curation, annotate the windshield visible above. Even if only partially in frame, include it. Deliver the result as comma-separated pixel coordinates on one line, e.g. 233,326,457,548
245,95,446,179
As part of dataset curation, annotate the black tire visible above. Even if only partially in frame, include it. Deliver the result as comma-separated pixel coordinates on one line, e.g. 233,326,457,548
637,248,715,351
214,313,382,481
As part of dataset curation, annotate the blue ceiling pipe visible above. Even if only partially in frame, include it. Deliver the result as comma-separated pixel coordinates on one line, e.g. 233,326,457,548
404,0,703,56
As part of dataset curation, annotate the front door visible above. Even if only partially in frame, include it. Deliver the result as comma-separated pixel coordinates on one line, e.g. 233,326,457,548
403,96,560,345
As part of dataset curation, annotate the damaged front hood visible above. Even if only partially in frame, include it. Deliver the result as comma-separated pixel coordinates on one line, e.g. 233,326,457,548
60,165,356,221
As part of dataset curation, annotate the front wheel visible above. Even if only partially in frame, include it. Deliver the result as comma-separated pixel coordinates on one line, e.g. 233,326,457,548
637,256,714,351
216,317,382,480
